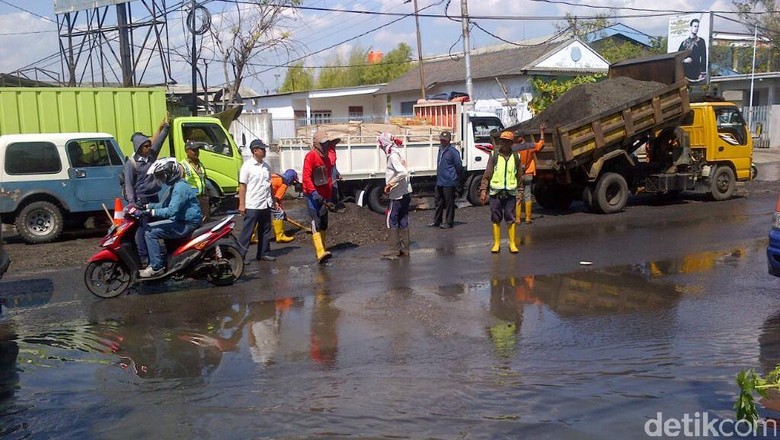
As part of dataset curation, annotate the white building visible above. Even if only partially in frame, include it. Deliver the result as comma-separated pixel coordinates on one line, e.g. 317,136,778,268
377,37,609,126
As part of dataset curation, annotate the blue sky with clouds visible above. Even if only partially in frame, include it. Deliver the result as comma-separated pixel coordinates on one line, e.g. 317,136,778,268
0,0,750,94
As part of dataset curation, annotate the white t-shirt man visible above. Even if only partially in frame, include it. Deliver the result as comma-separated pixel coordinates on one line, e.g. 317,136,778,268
239,157,273,210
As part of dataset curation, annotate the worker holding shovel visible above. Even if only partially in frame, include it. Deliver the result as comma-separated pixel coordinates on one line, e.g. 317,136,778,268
302,130,336,263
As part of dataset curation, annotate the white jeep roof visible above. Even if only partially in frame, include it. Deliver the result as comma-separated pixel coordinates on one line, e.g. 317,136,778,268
0,133,115,143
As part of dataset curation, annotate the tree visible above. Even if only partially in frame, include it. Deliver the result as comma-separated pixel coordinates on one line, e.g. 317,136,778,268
207,0,299,110
279,62,314,93
362,43,414,84
555,12,613,40
316,43,415,89
734,0,780,71
528,75,602,116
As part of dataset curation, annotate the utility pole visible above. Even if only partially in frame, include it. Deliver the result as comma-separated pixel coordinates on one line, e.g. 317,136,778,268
190,0,198,116
460,0,473,102
413,0,426,100
116,3,133,86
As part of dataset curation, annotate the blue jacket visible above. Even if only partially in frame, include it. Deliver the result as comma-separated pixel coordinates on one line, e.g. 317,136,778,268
436,144,464,187
148,179,202,227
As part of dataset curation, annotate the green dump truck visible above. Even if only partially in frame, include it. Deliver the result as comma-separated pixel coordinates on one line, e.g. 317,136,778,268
0,87,243,211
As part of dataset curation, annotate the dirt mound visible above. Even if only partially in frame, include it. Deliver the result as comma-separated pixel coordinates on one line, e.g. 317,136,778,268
513,77,668,132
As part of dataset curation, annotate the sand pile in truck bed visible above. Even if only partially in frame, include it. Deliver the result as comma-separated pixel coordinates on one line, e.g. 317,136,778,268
511,77,669,132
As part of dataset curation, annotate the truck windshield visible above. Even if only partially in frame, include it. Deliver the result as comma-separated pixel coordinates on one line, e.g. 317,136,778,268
472,117,504,144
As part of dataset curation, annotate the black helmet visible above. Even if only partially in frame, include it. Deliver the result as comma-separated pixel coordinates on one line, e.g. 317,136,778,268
151,159,181,185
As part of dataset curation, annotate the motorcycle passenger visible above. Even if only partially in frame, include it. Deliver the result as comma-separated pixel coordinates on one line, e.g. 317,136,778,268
139,158,202,278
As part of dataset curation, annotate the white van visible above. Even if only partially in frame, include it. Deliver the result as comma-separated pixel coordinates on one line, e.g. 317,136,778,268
0,133,125,244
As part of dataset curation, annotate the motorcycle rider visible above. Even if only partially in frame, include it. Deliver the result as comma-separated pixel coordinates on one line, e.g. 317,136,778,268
139,158,202,278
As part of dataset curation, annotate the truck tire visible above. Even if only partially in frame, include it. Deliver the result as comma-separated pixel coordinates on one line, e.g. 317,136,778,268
367,184,389,214
593,172,628,214
709,166,736,201
533,182,573,210
15,201,64,244
466,174,483,206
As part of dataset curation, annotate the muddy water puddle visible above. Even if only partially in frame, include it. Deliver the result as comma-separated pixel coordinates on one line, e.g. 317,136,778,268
0,244,776,438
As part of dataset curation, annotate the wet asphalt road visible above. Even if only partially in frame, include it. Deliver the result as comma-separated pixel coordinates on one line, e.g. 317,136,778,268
2,160,780,438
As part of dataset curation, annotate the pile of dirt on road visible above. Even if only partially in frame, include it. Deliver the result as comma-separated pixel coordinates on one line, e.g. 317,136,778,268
511,77,668,132
1,198,393,274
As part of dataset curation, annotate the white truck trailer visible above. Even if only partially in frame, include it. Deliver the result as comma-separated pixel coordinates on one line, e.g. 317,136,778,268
275,101,504,213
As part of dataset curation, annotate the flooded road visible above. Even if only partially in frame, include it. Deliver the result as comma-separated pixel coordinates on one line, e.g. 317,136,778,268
3,181,780,438
1,241,778,438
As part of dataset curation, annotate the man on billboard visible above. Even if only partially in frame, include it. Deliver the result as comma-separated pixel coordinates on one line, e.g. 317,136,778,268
668,14,710,83
678,18,708,82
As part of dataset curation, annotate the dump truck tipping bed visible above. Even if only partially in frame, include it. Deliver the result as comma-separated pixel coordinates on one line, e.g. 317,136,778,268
510,51,691,172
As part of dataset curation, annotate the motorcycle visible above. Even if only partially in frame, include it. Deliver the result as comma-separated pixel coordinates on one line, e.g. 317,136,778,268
84,209,244,298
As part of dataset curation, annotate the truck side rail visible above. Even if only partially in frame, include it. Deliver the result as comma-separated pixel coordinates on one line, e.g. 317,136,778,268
277,134,446,180
554,81,689,168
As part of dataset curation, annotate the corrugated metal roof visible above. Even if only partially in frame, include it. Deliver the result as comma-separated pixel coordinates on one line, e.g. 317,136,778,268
377,38,612,95
377,40,565,95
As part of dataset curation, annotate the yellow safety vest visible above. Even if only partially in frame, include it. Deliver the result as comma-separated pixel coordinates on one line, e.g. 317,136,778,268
489,152,520,196
181,159,206,195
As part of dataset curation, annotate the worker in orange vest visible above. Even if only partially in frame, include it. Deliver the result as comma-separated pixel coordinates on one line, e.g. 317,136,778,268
514,123,546,224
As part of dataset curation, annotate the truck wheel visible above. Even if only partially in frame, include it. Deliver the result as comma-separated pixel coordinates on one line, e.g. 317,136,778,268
367,184,389,214
594,172,628,214
709,166,736,201
466,174,483,206
15,201,64,244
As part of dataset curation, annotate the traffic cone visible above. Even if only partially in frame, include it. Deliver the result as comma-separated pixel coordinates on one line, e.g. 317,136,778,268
113,198,124,226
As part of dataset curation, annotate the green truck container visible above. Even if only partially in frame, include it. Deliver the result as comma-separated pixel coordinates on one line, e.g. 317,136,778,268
0,87,243,207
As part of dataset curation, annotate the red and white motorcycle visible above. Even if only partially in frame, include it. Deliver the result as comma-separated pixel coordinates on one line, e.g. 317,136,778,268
84,211,244,298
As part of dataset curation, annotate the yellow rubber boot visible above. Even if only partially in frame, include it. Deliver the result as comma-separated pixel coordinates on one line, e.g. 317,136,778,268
320,231,327,251
508,223,519,253
250,225,258,244
312,232,332,264
273,219,294,243
491,223,501,253
524,201,534,224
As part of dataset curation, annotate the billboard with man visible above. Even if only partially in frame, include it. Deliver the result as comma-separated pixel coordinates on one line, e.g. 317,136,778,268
667,13,711,83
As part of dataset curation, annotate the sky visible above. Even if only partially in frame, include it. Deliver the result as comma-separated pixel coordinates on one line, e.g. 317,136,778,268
0,0,750,95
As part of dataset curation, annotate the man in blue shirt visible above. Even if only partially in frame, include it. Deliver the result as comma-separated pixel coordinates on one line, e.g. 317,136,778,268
139,158,202,278
429,131,464,229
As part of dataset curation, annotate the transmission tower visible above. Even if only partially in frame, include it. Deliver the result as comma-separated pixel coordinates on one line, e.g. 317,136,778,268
55,0,172,87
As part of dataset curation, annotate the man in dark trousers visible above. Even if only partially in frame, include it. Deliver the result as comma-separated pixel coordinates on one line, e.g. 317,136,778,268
430,130,464,229
237,140,276,263
123,116,170,268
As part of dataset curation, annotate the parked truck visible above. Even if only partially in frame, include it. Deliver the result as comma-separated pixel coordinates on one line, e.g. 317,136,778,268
276,101,505,213
510,51,753,214
0,87,244,242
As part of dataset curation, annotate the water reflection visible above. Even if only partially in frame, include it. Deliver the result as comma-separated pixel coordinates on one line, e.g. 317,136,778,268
310,269,340,369
0,318,20,437
88,295,249,380
487,278,525,358
530,266,682,317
